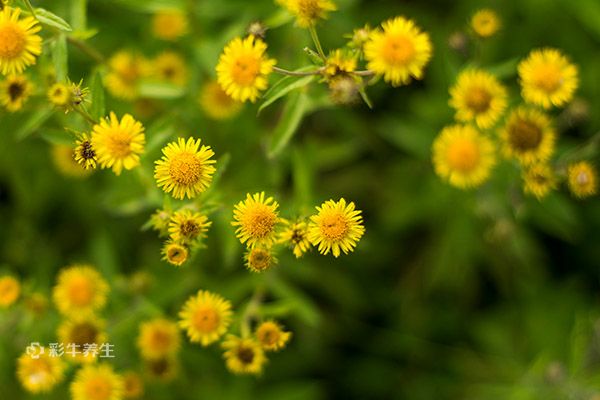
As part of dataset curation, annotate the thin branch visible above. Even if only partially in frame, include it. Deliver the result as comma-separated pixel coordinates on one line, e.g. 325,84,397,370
273,66,324,76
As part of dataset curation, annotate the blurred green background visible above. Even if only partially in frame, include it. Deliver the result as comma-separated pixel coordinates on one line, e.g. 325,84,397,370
1,0,600,399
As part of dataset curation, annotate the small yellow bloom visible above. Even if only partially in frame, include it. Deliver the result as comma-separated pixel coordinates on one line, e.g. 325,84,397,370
57,316,107,364
232,192,280,248
567,161,597,199
347,25,371,51
74,133,98,170
222,335,267,375
255,320,292,351
178,290,233,346
449,69,507,129
324,49,357,79
278,219,311,258
152,10,188,41
51,144,94,178
518,48,578,109
470,9,501,38
92,112,146,175
152,51,188,86
168,209,211,245
277,0,337,28
52,264,109,316
47,82,71,106
198,80,242,120
0,74,33,112
105,51,149,100
365,16,433,87
308,198,365,257
500,107,556,165
245,247,277,273
0,275,20,307
0,7,42,75
70,363,124,400
122,371,144,399
137,318,181,360
161,241,189,267
154,137,216,199
17,352,66,393
144,357,178,382
522,163,556,200
216,35,276,103
432,124,496,188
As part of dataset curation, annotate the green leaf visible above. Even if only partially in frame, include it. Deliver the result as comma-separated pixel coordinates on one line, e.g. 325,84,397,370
108,0,185,13
70,0,87,31
39,128,74,146
52,35,68,82
138,82,185,99
15,108,55,141
90,72,105,120
487,58,519,79
258,74,315,114
267,91,311,158
35,8,73,31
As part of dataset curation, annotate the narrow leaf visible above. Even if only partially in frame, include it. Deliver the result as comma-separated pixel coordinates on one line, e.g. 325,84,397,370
267,91,311,158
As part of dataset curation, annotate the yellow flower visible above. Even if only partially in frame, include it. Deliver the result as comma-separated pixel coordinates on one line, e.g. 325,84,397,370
232,192,280,248
0,74,33,112
199,80,242,120
245,247,278,273
47,82,71,106
24,292,48,316
500,107,555,165
74,133,98,170
216,35,276,103
105,51,149,100
255,320,292,351
70,363,124,400
276,0,337,28
0,275,20,307
278,219,311,258
137,318,181,360
364,16,432,87
522,163,556,200
432,124,496,188
17,352,66,393
518,48,578,109
154,137,216,199
308,198,365,257
0,7,42,75
449,69,507,129
91,112,146,175
152,10,188,41
567,161,597,199
51,144,94,178
178,290,233,346
152,51,188,86
57,316,107,364
222,335,267,375
324,49,357,79
161,241,189,266
144,357,178,382
168,209,211,244
52,264,109,316
470,9,501,38
122,371,144,399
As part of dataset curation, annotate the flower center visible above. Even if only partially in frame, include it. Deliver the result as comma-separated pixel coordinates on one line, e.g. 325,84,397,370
0,24,26,59
258,328,279,345
70,322,99,346
232,54,260,86
576,171,590,187
297,0,322,21
465,87,492,113
150,329,173,351
533,64,562,93
508,118,543,151
167,245,187,263
244,207,276,238
106,130,133,158
67,277,94,307
79,141,96,160
192,307,219,333
237,346,255,365
85,377,113,400
446,139,480,173
383,35,415,66
169,152,202,186
248,249,271,271
319,213,349,241
8,82,24,101
180,220,200,238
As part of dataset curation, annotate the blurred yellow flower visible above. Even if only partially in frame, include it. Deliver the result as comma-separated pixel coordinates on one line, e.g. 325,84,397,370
168,209,211,245
105,51,149,100
154,137,216,199
470,9,501,38
0,74,32,112
522,163,556,200
567,161,597,199
518,48,578,109
245,247,277,273
500,107,555,165
0,275,20,307
137,318,181,360
216,35,276,103
222,335,266,375
122,371,144,399
91,112,146,175
198,80,242,120
232,192,280,248
153,51,188,86
277,0,337,28
74,133,98,170
308,198,365,257
144,356,178,382
256,320,292,351
324,49,357,79
178,290,233,346
365,16,432,87
51,144,94,178
161,241,189,266
449,69,507,129
17,352,66,393
70,363,124,400
152,10,188,41
278,219,311,258
432,124,496,188
47,82,71,106
53,264,109,316
0,7,42,75
58,316,107,364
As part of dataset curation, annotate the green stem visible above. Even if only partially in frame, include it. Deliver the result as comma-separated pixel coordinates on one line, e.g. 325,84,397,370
67,36,105,64
308,26,326,60
273,66,324,76
73,106,96,125
240,286,266,338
